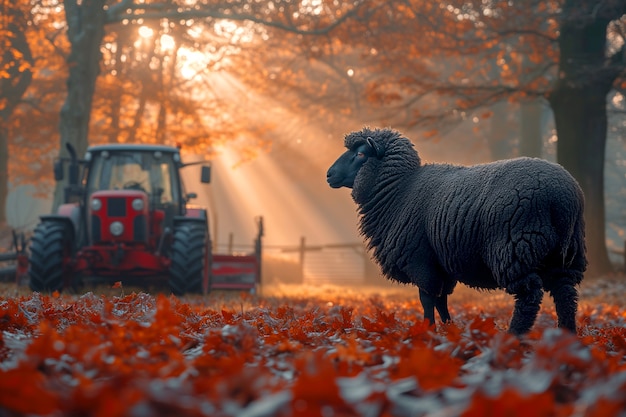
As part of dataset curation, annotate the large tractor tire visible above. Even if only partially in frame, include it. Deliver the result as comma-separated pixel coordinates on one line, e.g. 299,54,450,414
29,221,72,293
169,222,208,296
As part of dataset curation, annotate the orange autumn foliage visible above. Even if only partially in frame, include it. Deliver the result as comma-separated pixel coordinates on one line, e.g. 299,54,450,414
462,388,558,417
0,367,59,415
0,282,624,416
392,346,463,391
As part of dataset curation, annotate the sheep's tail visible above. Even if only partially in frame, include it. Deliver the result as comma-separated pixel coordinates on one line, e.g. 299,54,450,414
561,205,587,274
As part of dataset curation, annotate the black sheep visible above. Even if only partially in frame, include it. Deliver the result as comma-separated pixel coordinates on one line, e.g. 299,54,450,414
326,127,587,335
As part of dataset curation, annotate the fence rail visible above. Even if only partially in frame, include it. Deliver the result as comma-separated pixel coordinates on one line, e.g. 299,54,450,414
216,233,380,285
608,241,626,273
0,252,18,262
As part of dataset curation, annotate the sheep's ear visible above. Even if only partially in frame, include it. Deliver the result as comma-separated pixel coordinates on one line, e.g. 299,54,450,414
366,137,384,159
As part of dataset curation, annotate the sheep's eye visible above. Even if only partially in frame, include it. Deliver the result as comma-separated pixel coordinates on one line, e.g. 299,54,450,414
357,152,365,158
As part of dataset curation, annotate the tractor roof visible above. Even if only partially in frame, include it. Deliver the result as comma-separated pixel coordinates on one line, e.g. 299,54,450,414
86,144,180,154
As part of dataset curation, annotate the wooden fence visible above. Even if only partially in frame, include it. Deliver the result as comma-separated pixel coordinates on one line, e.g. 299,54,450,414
216,234,385,286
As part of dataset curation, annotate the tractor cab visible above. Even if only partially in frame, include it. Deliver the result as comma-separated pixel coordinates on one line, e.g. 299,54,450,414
83,146,188,244
85,147,182,206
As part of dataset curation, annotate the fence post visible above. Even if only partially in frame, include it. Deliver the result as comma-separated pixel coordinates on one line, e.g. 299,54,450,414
254,216,263,286
300,236,306,282
228,233,234,254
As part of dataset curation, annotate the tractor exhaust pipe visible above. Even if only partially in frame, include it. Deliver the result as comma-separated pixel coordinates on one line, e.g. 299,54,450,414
66,143,79,186
156,227,171,256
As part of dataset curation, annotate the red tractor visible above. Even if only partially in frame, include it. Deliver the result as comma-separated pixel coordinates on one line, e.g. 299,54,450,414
28,143,259,295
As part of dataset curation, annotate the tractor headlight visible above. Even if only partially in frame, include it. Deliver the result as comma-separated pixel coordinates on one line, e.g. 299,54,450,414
91,198,102,211
110,221,124,236
131,198,144,211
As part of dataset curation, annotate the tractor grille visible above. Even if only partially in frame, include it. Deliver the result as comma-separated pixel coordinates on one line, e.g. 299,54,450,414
108,198,126,217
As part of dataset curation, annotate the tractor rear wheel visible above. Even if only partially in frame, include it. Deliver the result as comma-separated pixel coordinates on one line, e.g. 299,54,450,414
29,221,72,293
169,223,207,296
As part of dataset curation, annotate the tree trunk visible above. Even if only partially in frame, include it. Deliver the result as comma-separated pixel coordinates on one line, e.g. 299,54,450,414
52,0,107,210
107,25,131,144
128,91,147,143
551,85,612,275
0,127,7,225
519,99,543,158
487,101,515,160
549,0,617,275
0,2,33,225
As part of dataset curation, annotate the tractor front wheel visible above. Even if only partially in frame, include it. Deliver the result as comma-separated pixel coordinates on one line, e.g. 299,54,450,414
29,221,72,293
169,223,207,296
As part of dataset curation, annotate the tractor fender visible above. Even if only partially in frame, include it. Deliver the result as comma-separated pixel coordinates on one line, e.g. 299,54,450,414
175,208,208,230
182,207,208,221
56,203,81,231
173,213,207,229
40,205,78,244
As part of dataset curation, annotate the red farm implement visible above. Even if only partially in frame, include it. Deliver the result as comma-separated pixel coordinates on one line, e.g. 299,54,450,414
0,230,29,285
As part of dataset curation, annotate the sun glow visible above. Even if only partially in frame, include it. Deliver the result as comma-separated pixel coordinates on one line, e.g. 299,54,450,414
138,26,154,39
127,24,366,282
178,49,210,80
133,25,210,80
193,145,354,248
196,145,364,284
159,34,175,51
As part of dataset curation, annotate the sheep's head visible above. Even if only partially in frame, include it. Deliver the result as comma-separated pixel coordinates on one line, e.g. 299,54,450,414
326,136,382,189
327,127,420,195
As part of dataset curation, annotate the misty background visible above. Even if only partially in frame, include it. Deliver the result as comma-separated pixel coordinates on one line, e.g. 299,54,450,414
3,0,626,281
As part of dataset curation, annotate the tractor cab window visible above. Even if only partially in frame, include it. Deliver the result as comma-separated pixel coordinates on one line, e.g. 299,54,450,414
87,150,181,207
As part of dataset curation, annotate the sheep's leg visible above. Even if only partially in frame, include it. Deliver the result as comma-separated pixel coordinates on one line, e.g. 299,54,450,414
435,293,451,323
548,277,579,333
507,273,543,335
419,288,436,326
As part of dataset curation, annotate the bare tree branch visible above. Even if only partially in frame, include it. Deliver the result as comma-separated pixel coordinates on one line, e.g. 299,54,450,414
106,0,368,35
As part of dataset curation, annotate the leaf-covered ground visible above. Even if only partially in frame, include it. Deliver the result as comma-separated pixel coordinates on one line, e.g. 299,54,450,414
0,277,625,417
